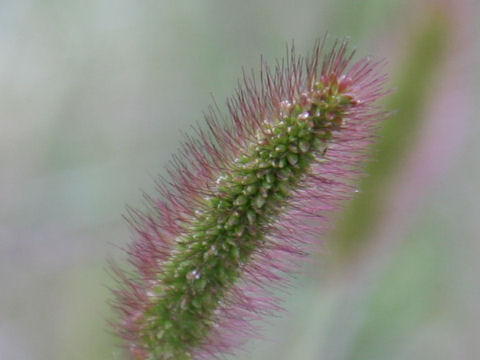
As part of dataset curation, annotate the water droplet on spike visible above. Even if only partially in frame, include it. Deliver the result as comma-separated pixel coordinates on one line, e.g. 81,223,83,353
298,112,310,120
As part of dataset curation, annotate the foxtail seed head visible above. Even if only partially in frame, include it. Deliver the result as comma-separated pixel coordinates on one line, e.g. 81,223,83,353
110,39,389,360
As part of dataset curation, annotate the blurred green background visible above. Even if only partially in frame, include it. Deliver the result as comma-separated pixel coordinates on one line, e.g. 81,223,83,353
1,0,479,359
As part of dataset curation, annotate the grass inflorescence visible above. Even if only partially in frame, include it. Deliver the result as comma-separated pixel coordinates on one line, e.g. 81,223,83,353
110,39,389,360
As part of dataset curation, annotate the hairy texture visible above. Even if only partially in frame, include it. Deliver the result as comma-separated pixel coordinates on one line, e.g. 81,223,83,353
110,39,389,360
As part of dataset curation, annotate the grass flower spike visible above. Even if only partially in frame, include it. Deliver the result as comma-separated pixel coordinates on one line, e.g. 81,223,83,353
110,39,389,360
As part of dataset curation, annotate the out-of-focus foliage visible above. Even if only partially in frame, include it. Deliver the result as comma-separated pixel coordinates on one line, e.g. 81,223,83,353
333,10,450,260
0,1,478,359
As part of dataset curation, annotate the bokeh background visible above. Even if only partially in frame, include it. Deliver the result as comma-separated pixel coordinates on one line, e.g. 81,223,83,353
1,0,479,359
